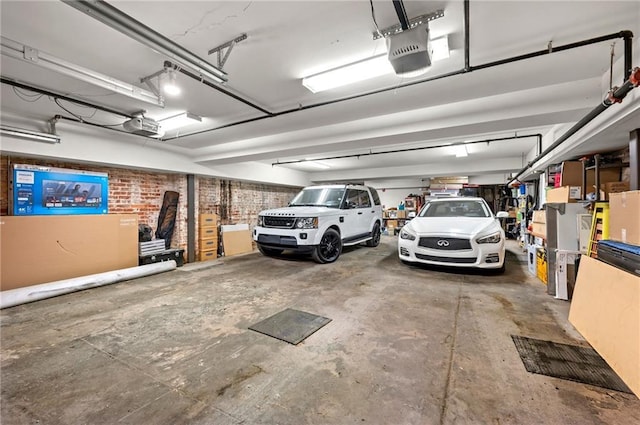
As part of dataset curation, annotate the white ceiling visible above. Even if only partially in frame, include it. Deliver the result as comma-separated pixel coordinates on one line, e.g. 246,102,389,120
1,1,639,187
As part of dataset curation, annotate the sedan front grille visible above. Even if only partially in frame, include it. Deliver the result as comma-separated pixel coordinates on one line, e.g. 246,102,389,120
415,253,477,264
418,237,471,250
264,216,296,229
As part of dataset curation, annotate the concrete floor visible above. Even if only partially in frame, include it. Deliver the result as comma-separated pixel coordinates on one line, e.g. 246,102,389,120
1,237,639,425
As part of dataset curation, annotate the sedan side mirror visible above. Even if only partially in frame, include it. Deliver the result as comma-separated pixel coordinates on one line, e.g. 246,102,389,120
496,211,509,219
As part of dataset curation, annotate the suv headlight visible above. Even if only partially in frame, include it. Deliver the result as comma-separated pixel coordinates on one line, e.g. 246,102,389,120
476,232,501,244
257,216,264,226
295,217,318,229
400,228,416,241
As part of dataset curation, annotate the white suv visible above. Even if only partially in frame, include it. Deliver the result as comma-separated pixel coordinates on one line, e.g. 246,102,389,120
254,184,383,263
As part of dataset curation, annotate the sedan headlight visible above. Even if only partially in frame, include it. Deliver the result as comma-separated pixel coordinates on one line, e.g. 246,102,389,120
476,232,501,244
295,217,318,229
400,227,416,241
257,216,264,226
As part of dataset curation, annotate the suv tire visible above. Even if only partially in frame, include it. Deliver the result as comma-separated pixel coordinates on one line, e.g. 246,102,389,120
258,245,284,256
365,222,381,247
312,228,342,264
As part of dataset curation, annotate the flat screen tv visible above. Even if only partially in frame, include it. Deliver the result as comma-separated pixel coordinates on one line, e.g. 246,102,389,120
11,164,108,215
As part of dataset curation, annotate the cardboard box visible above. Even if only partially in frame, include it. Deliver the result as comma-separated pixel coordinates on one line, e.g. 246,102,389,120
609,191,640,245
199,226,218,239
531,222,546,239
198,249,218,261
386,220,398,228
599,181,630,201
199,213,218,228
221,224,253,257
199,238,218,251
397,210,406,219
1,214,138,290
532,210,546,224
546,186,581,203
559,161,622,190
569,256,640,396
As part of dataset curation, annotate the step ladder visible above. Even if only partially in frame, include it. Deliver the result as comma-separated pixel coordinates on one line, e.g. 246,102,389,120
587,202,609,258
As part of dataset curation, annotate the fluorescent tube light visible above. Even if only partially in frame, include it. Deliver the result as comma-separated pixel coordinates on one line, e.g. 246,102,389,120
302,54,394,93
1,125,61,144
304,161,331,169
455,145,468,157
1,36,163,106
162,70,181,96
159,112,202,131
302,34,450,93
62,0,227,84
430,35,450,61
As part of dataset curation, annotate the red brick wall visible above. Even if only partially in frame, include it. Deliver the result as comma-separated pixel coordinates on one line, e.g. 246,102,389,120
198,178,299,226
1,155,301,259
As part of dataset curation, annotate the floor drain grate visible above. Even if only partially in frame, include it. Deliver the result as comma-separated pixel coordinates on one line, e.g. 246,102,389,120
511,335,632,393
249,308,331,345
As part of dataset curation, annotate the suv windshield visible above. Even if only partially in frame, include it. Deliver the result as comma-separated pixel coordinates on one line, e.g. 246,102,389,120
289,187,345,208
420,200,490,218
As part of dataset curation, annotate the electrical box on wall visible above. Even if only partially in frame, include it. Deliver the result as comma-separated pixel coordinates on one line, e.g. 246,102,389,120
10,164,109,215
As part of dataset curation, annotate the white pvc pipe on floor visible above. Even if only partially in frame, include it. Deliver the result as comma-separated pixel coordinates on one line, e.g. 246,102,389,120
0,260,177,309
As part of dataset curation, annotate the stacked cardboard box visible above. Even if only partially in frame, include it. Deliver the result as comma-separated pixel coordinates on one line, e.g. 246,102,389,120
608,191,640,245
198,213,219,261
531,209,546,239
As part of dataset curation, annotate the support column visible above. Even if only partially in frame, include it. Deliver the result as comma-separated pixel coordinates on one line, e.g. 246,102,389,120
187,174,196,263
630,129,639,191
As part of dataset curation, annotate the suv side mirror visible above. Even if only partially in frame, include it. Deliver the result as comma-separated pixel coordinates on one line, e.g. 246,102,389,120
496,211,509,219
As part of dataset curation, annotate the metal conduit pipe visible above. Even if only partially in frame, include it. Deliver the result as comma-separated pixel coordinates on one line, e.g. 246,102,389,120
165,28,634,141
508,67,640,186
272,134,542,166
1,77,135,118
163,61,272,116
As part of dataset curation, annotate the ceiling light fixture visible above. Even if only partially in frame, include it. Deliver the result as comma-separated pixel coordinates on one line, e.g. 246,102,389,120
303,161,331,169
1,125,61,144
302,55,393,93
158,112,202,131
1,36,163,106
430,35,450,61
162,69,181,96
301,35,450,93
62,0,227,84
455,145,468,157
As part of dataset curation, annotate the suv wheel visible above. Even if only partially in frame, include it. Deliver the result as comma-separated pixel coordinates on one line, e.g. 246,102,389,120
312,228,342,264
365,222,381,247
258,245,283,256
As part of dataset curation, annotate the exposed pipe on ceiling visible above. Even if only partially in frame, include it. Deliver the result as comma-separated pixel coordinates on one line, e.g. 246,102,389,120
1,77,135,118
272,134,542,166
507,67,640,186
163,60,272,116
165,23,634,141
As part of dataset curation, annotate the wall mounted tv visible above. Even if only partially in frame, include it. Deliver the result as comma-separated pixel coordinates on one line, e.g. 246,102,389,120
11,164,109,215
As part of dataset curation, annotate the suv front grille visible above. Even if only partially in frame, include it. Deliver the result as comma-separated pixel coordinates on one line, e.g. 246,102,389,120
264,216,296,229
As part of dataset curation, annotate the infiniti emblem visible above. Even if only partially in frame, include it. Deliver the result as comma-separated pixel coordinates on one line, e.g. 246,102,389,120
437,239,450,247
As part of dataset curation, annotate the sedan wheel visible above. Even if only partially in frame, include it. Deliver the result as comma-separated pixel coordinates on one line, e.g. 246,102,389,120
312,229,342,263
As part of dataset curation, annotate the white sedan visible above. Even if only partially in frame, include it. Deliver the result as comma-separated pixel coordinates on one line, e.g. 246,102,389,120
398,197,508,272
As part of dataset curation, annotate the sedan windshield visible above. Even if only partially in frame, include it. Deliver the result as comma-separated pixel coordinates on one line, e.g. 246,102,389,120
420,200,490,218
289,187,345,208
